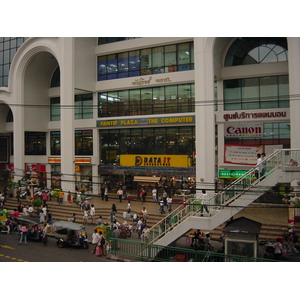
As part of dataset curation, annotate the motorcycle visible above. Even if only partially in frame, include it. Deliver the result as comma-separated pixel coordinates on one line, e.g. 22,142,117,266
53,221,89,249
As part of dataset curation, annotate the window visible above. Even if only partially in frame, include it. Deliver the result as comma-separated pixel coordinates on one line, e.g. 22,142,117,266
25,132,46,155
98,37,139,45
98,83,195,117
50,131,60,155
100,126,195,165
75,93,93,119
97,42,194,81
224,75,289,110
0,37,28,87
50,66,60,87
50,97,60,121
75,130,93,155
225,37,288,66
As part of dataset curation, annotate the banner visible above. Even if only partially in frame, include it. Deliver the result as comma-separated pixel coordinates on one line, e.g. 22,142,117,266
120,154,190,168
224,145,264,165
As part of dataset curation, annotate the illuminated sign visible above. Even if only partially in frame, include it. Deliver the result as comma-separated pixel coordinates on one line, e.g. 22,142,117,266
225,123,263,137
120,155,190,168
219,170,249,178
97,116,194,127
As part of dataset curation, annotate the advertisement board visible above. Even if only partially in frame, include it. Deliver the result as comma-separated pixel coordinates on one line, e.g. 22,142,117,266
224,145,264,165
120,154,189,168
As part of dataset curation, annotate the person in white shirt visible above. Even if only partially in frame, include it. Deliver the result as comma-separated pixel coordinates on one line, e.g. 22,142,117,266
152,188,157,202
200,189,210,215
255,153,262,179
91,229,100,254
166,195,172,212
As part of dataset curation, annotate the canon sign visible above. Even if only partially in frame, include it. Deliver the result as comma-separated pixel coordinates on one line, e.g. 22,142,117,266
225,123,263,137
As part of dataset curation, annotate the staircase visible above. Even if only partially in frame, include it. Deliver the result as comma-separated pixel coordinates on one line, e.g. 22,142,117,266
143,149,300,247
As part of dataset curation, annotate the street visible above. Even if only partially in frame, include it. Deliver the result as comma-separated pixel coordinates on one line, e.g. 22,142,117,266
0,232,112,262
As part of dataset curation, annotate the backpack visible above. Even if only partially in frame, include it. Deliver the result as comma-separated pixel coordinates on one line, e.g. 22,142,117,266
100,236,105,246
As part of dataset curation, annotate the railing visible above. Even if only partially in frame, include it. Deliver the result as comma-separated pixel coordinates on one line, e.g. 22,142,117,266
108,238,277,262
142,149,300,245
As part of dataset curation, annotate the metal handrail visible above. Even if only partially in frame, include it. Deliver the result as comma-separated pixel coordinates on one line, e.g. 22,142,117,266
142,149,300,245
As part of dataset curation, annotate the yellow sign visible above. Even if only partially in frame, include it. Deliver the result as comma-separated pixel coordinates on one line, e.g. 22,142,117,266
120,155,190,168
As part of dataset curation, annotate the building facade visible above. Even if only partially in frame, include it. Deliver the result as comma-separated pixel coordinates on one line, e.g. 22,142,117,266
0,37,299,196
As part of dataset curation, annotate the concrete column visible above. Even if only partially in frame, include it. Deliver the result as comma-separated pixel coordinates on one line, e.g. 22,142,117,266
92,127,99,195
194,37,216,195
288,38,300,149
13,82,25,183
60,38,75,196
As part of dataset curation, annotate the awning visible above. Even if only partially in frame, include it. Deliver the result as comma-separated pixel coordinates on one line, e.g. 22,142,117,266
134,176,160,183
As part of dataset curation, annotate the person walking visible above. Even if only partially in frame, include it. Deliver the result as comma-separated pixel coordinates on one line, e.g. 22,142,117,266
140,207,148,220
140,188,146,203
111,204,117,217
42,224,48,247
261,152,267,176
59,189,64,205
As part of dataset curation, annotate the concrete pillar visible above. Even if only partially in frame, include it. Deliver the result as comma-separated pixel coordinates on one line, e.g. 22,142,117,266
288,38,300,149
60,38,75,196
194,37,216,195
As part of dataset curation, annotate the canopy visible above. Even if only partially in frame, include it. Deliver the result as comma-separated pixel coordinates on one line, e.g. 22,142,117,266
53,221,85,231
134,176,160,183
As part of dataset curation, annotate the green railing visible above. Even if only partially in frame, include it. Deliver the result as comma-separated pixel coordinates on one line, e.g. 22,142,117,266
108,238,277,262
142,149,300,244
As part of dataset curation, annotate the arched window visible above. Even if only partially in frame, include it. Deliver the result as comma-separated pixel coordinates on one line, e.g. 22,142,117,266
225,37,288,66
50,66,60,87
6,108,13,122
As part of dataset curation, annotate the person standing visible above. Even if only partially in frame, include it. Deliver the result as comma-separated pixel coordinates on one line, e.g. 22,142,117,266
42,224,48,247
261,152,266,176
273,238,283,260
117,187,123,202
159,197,165,214
42,191,48,205
83,210,89,225
152,188,157,202
91,229,100,254
140,207,148,221
104,186,108,201
255,153,262,179
59,189,64,205
200,189,210,216
90,204,96,224
140,188,146,203
67,191,72,206
162,190,167,206
19,224,28,245
166,195,172,212
16,188,21,203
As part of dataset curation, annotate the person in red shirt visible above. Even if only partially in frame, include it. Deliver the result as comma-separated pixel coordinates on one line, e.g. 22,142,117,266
12,209,19,220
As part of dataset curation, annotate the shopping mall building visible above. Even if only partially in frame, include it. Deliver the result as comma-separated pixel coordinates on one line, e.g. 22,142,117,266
0,37,299,196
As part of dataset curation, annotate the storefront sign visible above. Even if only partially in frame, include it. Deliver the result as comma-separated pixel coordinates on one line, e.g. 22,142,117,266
131,76,172,86
48,157,61,163
225,123,263,137
224,145,264,165
120,154,190,168
219,170,251,178
216,108,290,123
97,116,194,128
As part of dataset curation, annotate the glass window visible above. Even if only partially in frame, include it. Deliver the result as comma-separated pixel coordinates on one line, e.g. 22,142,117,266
260,77,278,108
225,37,288,66
152,86,165,114
107,54,117,79
25,132,46,155
140,49,152,75
224,76,289,110
242,78,259,109
128,50,140,77
50,97,60,121
50,131,61,155
98,56,107,81
117,52,129,78
129,89,140,115
75,93,93,119
118,90,129,116
141,88,152,114
164,45,177,71
152,47,164,74
165,85,178,113
75,130,93,155
177,43,191,71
